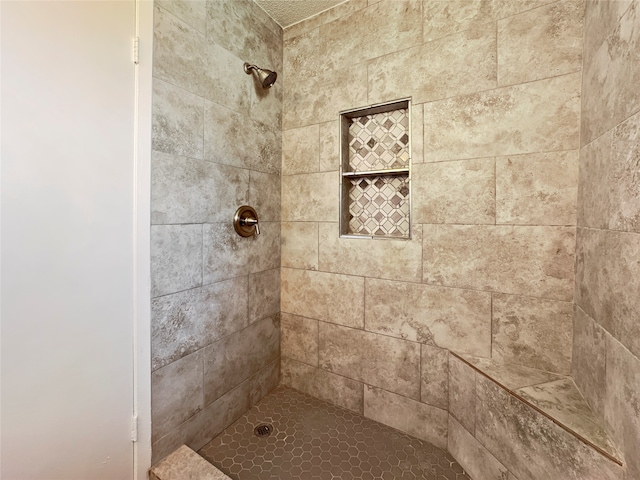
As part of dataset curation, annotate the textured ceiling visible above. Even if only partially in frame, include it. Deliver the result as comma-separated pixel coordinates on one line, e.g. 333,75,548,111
254,0,348,28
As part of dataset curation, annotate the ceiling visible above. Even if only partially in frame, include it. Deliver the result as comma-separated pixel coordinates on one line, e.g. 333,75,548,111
254,0,348,28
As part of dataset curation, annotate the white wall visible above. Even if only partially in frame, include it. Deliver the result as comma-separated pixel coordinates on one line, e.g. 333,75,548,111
1,2,152,478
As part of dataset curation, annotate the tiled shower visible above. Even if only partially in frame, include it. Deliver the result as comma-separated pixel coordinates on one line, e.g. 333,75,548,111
150,1,640,479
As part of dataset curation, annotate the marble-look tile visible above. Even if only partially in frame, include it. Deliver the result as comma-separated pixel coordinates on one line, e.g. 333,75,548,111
423,225,576,300
575,227,640,358
364,385,448,449
516,378,619,459
496,150,579,226
281,268,364,329
202,223,250,284
281,222,318,270
151,151,249,225
156,0,206,33
319,223,423,282
248,75,282,132
458,354,566,390
319,322,421,399
203,101,280,174
282,0,367,41
497,0,584,86
609,111,640,232
152,380,250,465
605,334,640,480
449,355,476,435
411,103,424,164
368,24,496,105
151,224,202,298
249,170,280,222
283,124,319,175
423,0,549,43
283,27,322,86
281,313,318,367
581,0,640,145
492,294,573,375
248,268,280,323
475,376,624,480
413,159,495,225
577,129,612,229
281,172,338,222
319,120,339,172
248,221,280,273
202,43,251,116
203,315,279,405
154,6,205,96
249,359,279,407
365,278,491,357
424,73,581,162
572,306,606,421
281,357,364,413
152,79,204,159
151,277,248,371
421,345,449,410
151,350,203,444
583,0,633,65
448,416,509,480
150,445,231,480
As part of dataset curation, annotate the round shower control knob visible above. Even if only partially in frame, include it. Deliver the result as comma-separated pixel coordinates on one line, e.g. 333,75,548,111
233,206,260,237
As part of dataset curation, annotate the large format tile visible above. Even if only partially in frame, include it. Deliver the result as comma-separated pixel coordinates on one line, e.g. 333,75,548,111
202,223,250,284
423,225,576,300
152,79,204,159
421,345,449,410
449,355,476,435
156,0,206,33
281,312,318,367
365,278,491,357
282,0,367,40
281,268,364,329
151,350,203,444
575,227,640,358
496,150,579,226
281,222,318,270
319,223,423,282
203,316,279,405
151,277,248,371
248,221,280,274
497,0,584,86
150,445,231,480
476,376,624,480
364,385,448,449
319,120,339,172
281,172,338,222
282,124,319,175
319,322,421,399
368,24,496,105
202,42,252,115
424,73,581,162
492,294,573,374
249,359,279,408
248,170,280,222
281,357,364,413
248,268,280,323
151,224,202,298
583,0,633,65
413,159,495,225
577,129,613,229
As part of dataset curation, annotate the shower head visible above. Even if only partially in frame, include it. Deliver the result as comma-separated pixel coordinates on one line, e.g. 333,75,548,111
244,62,277,89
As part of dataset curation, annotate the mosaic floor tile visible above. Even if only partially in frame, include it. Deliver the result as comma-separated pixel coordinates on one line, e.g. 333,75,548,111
199,386,471,480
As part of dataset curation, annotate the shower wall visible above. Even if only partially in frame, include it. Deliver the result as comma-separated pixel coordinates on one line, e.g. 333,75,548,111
573,1,640,478
280,0,583,446
150,0,282,463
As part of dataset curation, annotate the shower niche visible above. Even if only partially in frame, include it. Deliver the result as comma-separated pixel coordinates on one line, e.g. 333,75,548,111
339,98,411,239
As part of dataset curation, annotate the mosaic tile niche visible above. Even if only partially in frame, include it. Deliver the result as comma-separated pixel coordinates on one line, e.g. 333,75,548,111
340,99,411,238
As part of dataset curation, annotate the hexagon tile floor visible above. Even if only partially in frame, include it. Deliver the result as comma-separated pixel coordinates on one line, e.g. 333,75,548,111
198,386,471,480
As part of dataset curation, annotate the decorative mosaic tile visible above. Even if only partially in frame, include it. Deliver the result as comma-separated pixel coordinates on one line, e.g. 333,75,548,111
348,109,409,171
348,175,410,237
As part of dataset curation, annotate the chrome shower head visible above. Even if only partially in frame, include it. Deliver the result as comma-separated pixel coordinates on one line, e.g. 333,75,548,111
244,62,277,89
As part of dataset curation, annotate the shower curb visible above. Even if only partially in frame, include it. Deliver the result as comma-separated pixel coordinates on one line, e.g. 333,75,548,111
150,445,231,480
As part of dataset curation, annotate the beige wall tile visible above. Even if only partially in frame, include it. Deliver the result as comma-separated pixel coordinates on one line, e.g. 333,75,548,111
281,357,364,413
156,0,206,33
609,111,640,231
368,24,496,105
413,159,495,225
318,223,423,282
281,313,318,366
365,278,492,357
497,0,584,86
248,268,280,323
283,28,321,86
281,172,338,221
282,0,368,41
411,103,424,164
249,359,280,407
583,0,633,64
424,73,581,162
319,121,340,172
423,225,576,301
448,416,509,480
364,385,448,449
492,294,573,374
249,171,280,222
202,223,250,284
319,322,421,399
151,224,202,297
281,222,318,270
449,355,476,435
248,221,281,274
202,43,251,116
496,151,579,226
281,268,364,328
283,124,319,175
577,129,612,229
421,345,449,410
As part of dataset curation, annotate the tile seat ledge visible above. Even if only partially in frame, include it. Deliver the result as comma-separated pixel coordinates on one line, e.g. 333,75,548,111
150,445,232,480
453,352,623,466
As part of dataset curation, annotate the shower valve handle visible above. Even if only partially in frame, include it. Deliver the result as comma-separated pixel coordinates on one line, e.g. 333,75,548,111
233,206,260,237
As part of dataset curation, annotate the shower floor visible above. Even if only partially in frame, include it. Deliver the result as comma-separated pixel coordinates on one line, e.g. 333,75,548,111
198,386,471,480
